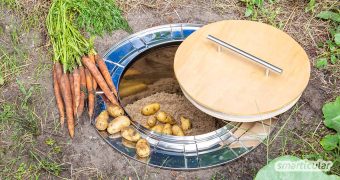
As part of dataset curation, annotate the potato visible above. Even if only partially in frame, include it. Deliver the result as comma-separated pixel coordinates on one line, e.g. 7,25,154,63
108,132,122,139
121,127,141,142
165,115,175,125
156,111,175,124
119,79,144,88
162,123,172,135
141,103,160,116
147,116,157,127
150,124,164,134
172,125,185,136
95,118,109,131
143,124,151,129
107,104,124,117
107,116,131,134
99,110,109,118
95,110,109,130
180,116,191,131
122,138,136,149
156,111,166,121
124,68,141,77
136,139,150,158
120,83,147,98
136,155,149,162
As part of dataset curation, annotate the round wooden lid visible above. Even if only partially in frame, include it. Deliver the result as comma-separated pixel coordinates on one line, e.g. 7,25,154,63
174,20,310,121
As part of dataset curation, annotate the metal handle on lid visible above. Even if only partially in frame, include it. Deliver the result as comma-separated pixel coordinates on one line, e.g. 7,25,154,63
207,35,283,75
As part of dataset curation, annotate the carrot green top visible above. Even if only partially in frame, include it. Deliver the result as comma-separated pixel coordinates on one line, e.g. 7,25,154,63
46,0,130,73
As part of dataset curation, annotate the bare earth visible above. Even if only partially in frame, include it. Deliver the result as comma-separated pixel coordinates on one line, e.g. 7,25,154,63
1,0,339,179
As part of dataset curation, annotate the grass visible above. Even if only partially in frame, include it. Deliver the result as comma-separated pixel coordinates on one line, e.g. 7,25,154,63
33,52,52,80
0,82,65,179
0,1,64,179
1,0,340,179
0,0,50,32
0,45,29,87
261,104,340,176
211,172,226,180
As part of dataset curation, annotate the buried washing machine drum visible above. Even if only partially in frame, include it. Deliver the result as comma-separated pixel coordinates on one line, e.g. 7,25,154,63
93,22,309,170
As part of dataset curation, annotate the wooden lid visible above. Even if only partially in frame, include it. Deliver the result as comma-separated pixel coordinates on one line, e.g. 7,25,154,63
174,20,310,121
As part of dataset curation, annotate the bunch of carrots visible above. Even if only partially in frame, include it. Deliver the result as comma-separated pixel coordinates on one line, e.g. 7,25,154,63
52,54,119,138
47,0,129,138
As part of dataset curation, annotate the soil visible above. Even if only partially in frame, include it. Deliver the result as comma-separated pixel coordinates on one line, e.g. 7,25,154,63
120,45,224,136
119,46,181,106
125,92,224,135
120,78,182,105
1,0,339,179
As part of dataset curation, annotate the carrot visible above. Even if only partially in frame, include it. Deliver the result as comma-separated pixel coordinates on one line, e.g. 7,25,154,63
60,73,75,138
89,54,98,91
53,64,65,127
73,67,80,113
85,68,94,119
77,66,86,117
81,56,118,105
95,55,117,96
69,73,76,117
55,62,63,85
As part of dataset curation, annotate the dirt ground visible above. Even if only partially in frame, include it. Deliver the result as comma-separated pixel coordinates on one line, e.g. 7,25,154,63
1,0,339,179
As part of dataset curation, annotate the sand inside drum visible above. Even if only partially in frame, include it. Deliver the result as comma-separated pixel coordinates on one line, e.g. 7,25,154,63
120,46,226,135
124,92,226,136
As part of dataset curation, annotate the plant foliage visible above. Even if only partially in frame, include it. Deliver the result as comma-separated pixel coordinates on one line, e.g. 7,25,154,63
322,96,340,133
317,11,340,23
72,0,131,36
46,0,90,72
315,10,340,69
305,0,316,13
240,0,275,17
46,0,130,72
255,156,339,180
318,96,340,173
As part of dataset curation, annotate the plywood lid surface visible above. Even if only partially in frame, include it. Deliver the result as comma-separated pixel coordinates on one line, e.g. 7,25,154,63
174,20,310,118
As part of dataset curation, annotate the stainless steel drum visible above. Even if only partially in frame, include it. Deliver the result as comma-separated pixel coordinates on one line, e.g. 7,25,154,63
93,24,277,170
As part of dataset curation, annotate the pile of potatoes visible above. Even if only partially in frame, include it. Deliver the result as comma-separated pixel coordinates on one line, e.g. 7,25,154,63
95,104,150,158
141,103,192,136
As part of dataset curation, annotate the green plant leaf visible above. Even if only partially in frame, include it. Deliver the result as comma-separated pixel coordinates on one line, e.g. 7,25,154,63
317,11,340,22
330,55,337,64
253,0,264,6
245,7,253,17
335,33,340,46
16,79,26,95
73,0,131,36
320,134,340,151
255,155,339,180
305,0,315,13
317,42,324,48
315,58,328,69
328,42,336,52
322,97,340,132
45,138,56,146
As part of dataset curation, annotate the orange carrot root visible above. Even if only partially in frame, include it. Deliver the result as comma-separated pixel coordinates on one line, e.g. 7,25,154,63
53,63,65,127
55,62,63,86
85,68,94,119
77,66,86,117
89,54,98,91
95,55,118,96
69,73,76,117
81,56,118,105
73,68,80,113
60,73,75,138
